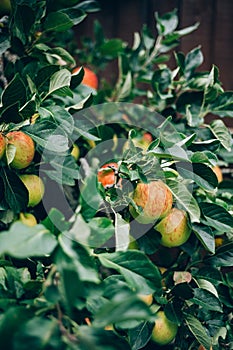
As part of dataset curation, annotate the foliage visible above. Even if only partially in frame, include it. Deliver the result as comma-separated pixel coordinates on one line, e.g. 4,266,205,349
0,2,232,350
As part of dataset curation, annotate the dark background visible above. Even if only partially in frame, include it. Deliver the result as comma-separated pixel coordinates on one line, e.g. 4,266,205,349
75,0,233,90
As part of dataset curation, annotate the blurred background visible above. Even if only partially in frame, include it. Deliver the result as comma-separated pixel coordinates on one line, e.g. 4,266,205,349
75,0,233,91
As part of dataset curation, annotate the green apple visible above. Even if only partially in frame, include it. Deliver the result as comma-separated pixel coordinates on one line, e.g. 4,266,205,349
0,0,11,14
129,181,173,224
6,131,35,169
151,311,178,345
19,212,37,226
155,208,191,247
0,133,6,159
19,174,45,207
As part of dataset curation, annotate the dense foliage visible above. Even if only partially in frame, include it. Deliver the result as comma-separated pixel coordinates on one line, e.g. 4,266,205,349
0,1,232,349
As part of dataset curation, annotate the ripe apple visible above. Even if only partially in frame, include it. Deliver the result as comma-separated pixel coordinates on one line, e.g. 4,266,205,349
19,174,45,207
97,162,118,189
0,0,11,14
155,207,191,247
72,66,98,89
18,212,37,226
129,181,173,224
71,144,80,161
151,311,178,345
0,133,6,159
6,131,35,169
212,165,223,183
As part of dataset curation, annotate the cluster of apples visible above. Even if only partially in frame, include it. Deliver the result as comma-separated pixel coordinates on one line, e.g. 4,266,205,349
0,131,45,209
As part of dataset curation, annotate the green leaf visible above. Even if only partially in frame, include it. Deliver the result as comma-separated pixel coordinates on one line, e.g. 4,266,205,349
128,322,154,350
43,11,74,32
88,217,115,248
44,68,71,99
205,241,233,267
167,179,200,223
1,168,28,213
176,162,218,191
209,119,232,151
208,91,233,117
192,223,215,253
0,222,57,258
184,46,204,79
57,233,99,283
1,73,26,108
185,314,212,349
80,174,102,221
115,213,130,252
200,202,233,232
98,250,162,294
191,288,223,312
13,317,62,350
100,39,124,58
155,9,178,36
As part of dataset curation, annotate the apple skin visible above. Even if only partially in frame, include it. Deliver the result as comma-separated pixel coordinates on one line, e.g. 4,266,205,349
6,131,35,169
0,0,11,14
155,208,191,247
19,212,37,226
151,311,178,345
0,133,6,159
97,162,118,189
71,144,80,161
72,66,98,89
138,293,153,305
129,181,173,224
19,174,45,207
212,165,223,183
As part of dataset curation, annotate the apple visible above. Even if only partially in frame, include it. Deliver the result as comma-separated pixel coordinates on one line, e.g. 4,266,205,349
151,311,178,345
138,293,153,305
155,208,191,247
0,0,11,14
19,174,45,207
6,131,35,169
71,144,80,161
212,165,223,183
123,132,153,152
72,66,98,89
18,212,37,226
129,181,173,224
0,133,6,159
97,162,118,189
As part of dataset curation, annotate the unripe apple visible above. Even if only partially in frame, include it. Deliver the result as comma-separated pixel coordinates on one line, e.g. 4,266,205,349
18,212,37,226
72,66,98,89
19,174,45,207
71,144,80,161
129,181,173,224
6,131,35,169
155,208,191,247
151,311,178,345
0,133,6,159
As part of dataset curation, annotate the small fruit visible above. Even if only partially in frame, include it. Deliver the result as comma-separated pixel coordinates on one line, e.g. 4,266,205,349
0,133,6,159
123,132,153,151
138,293,153,305
6,131,35,169
97,162,118,189
155,208,191,247
151,311,178,345
129,181,173,224
19,174,45,207
19,212,37,226
71,144,80,161
72,66,98,89
212,165,223,183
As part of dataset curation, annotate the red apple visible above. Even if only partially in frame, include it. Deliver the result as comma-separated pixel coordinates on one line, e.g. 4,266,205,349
155,208,191,247
0,133,6,159
129,181,173,224
72,66,98,89
6,131,35,169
